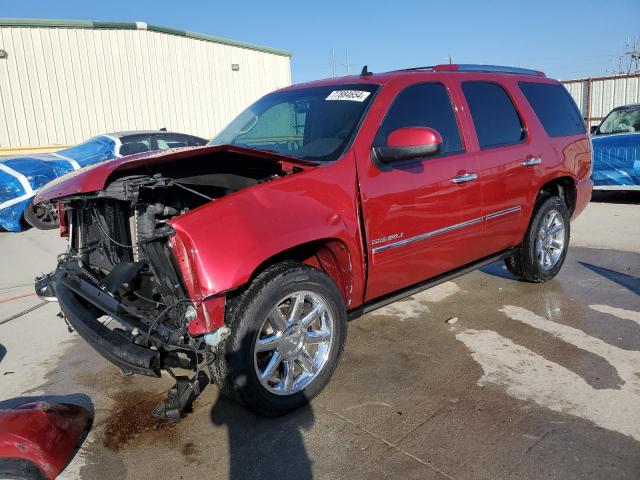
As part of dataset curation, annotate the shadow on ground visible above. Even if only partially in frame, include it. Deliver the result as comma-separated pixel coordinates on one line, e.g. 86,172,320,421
211,395,314,480
479,260,517,280
591,191,640,204
578,261,640,296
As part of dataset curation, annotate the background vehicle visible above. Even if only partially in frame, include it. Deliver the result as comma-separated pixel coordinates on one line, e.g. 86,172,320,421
36,65,591,417
0,130,207,231
590,103,640,190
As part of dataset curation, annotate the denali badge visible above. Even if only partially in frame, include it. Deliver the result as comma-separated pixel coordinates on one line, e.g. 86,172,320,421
371,233,404,245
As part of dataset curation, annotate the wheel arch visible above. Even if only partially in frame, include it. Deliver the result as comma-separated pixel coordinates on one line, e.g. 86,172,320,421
241,238,357,309
536,176,577,215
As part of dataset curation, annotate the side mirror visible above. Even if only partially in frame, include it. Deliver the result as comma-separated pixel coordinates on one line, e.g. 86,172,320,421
373,127,442,163
590,125,599,135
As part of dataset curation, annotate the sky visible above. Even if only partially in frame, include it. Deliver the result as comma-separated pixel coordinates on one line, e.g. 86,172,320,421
1,0,638,83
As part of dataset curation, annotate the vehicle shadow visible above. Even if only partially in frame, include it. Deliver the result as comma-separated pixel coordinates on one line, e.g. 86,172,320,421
479,259,517,280
578,261,640,296
0,343,5,364
210,395,314,480
591,191,640,204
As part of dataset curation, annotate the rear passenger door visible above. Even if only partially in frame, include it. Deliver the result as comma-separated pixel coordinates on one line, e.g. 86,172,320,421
461,81,538,253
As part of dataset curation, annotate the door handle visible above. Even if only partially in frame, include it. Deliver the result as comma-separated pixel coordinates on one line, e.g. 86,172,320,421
451,173,478,184
522,157,542,166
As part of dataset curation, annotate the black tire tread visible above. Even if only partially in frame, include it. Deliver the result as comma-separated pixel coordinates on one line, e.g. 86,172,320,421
209,262,299,406
209,261,346,416
23,200,58,230
505,196,570,283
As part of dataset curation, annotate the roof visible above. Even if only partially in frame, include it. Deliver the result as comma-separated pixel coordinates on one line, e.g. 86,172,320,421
105,130,205,139
609,103,640,110
0,18,290,57
281,64,550,90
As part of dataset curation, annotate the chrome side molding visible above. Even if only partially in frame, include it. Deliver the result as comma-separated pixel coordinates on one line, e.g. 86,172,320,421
372,206,522,254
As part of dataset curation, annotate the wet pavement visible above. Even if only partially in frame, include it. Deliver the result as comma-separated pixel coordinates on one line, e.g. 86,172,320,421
0,196,638,479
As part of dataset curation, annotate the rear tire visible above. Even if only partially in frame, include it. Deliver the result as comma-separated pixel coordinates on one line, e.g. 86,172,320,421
23,200,59,230
209,262,347,416
505,196,570,282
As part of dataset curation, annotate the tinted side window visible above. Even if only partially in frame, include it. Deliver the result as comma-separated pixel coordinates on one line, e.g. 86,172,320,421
374,83,463,155
119,135,152,156
156,134,189,150
519,82,586,137
185,135,207,146
462,82,525,149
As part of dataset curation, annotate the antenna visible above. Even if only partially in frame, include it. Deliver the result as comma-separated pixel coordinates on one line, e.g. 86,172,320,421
360,65,372,76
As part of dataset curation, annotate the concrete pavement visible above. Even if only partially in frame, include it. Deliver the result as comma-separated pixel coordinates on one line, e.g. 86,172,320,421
0,195,638,479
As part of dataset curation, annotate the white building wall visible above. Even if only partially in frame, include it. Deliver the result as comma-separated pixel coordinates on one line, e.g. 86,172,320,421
562,73,640,129
0,21,291,151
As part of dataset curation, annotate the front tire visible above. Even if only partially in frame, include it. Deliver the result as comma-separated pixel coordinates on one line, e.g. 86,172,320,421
210,262,347,416
23,200,59,230
505,196,570,282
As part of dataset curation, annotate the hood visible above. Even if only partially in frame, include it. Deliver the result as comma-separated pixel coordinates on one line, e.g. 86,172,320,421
0,152,76,177
35,145,315,204
591,132,639,147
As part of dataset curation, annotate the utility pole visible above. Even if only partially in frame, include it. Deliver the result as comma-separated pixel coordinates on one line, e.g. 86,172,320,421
346,49,351,75
611,36,640,74
623,37,640,73
331,48,336,77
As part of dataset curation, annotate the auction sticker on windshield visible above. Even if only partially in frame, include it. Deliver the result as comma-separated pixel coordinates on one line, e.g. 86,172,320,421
326,90,371,102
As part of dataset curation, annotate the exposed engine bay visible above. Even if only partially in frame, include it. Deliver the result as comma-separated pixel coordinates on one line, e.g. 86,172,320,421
37,151,302,419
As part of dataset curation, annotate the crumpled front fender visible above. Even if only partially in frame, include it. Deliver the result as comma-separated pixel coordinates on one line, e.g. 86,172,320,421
168,154,365,307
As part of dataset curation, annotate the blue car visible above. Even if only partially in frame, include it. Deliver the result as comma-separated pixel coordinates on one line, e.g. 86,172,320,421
0,130,206,231
591,103,640,190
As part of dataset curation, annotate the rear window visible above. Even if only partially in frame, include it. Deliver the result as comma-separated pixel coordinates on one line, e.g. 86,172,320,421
462,82,525,149
519,82,585,137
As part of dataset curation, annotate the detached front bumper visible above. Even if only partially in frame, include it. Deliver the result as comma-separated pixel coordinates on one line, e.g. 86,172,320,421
40,268,162,377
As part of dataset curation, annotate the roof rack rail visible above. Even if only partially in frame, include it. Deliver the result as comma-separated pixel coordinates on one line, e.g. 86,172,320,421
391,66,435,72
433,64,545,77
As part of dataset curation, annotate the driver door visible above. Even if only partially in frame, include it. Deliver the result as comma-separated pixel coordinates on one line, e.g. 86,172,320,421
356,82,483,301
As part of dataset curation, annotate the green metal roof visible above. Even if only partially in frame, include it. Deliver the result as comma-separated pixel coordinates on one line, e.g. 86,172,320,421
0,18,291,57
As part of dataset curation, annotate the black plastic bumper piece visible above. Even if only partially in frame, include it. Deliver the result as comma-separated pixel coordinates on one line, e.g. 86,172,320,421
54,275,161,377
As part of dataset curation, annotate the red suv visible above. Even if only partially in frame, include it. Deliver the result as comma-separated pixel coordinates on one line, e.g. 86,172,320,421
36,64,592,417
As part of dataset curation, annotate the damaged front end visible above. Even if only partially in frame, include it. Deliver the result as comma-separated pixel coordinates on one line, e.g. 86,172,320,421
35,148,304,419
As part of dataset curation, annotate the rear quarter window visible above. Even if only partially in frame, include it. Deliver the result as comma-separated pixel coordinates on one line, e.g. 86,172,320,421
462,81,525,149
519,82,586,137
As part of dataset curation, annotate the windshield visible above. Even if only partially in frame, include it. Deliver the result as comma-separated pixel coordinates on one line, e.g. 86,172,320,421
597,106,640,135
210,84,378,162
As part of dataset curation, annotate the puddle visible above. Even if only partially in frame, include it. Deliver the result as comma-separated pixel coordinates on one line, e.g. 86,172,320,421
100,390,181,451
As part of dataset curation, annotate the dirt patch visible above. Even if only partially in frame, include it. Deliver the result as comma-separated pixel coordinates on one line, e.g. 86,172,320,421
99,390,181,451
181,441,201,459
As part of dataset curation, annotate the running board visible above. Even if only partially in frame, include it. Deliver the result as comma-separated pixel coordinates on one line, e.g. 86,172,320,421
348,249,513,320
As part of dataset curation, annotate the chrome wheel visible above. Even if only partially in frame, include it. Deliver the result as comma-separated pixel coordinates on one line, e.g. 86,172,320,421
254,290,334,396
535,209,565,270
